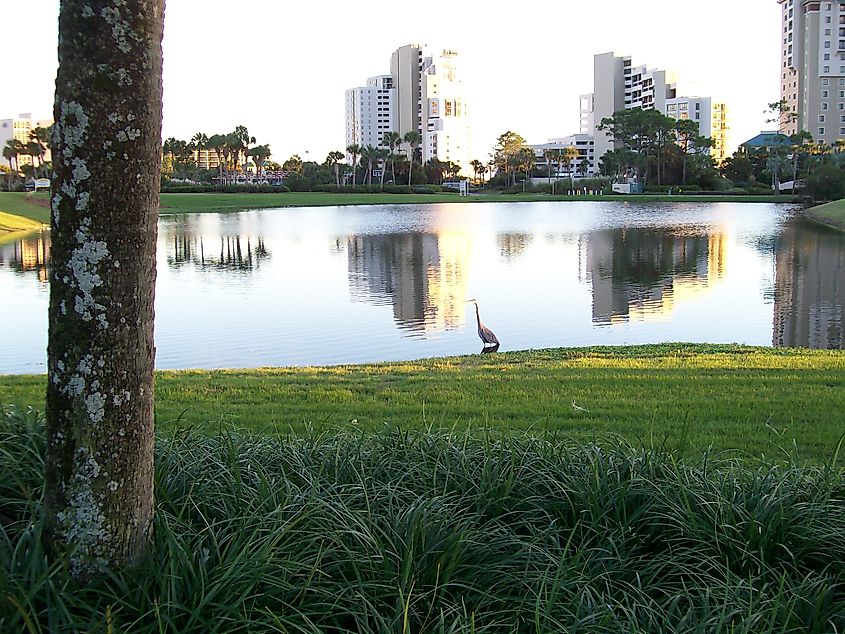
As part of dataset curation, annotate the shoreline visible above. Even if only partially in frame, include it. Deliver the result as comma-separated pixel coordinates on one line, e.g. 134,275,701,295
803,198,845,231
0,191,798,227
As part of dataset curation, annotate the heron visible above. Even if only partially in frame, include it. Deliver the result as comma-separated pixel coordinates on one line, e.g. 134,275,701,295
466,299,499,347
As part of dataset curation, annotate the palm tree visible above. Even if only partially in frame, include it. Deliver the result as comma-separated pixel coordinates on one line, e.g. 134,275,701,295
162,137,177,162
26,141,43,176
31,126,51,177
515,147,536,192
360,145,381,186
207,134,226,181
346,144,361,186
403,131,422,186
2,141,18,190
325,150,345,187
543,149,560,191
382,131,402,184
191,132,209,168
470,159,484,185
564,146,580,189
249,144,271,180
232,125,256,172
376,147,390,189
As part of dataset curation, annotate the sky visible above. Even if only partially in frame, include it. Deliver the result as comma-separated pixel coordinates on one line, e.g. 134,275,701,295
4,1,781,163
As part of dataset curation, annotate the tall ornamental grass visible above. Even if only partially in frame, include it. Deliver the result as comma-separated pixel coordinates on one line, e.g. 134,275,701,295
1,407,843,633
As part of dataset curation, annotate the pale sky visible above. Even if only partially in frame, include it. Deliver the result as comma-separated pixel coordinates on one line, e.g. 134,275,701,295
4,1,780,163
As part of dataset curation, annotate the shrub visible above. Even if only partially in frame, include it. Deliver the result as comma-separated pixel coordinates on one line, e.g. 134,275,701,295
805,164,845,202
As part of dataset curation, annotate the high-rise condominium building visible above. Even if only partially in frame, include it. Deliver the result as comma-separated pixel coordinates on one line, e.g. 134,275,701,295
345,75,397,162
582,53,678,162
665,97,730,163
347,44,472,176
0,113,53,166
582,53,727,166
778,0,845,144
419,49,471,172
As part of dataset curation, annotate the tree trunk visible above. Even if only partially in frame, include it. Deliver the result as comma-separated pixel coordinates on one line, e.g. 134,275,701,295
46,0,164,579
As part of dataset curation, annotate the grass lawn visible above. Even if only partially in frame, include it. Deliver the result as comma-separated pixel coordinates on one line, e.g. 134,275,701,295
4,344,844,463
158,192,798,213
0,191,796,222
805,198,845,230
0,194,50,228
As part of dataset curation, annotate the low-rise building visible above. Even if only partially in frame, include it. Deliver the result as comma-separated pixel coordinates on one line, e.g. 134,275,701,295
530,134,597,177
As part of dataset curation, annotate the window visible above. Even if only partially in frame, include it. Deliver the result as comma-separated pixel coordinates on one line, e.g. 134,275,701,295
840,127,845,134
823,90,829,97
840,114,845,121
824,66,831,73
820,115,826,122
825,41,832,48
825,53,831,60
819,127,826,135
840,104,845,111
824,103,830,110
840,90,844,97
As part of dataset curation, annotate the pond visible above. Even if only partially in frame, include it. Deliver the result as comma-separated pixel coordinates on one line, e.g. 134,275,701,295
2,201,843,373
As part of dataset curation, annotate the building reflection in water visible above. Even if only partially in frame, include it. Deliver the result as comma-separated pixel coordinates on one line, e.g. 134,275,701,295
585,228,728,324
497,233,533,261
165,231,270,271
773,225,844,349
347,231,472,335
0,231,51,285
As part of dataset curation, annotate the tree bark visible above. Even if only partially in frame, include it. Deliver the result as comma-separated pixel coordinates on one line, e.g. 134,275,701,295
46,0,164,578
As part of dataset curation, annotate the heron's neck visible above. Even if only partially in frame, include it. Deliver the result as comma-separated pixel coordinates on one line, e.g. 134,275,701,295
474,303,480,327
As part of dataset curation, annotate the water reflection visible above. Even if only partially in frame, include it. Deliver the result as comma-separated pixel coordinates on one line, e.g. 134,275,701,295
347,232,472,334
586,229,728,324
166,232,270,271
773,224,844,349
2,203,845,374
0,231,50,285
497,233,533,261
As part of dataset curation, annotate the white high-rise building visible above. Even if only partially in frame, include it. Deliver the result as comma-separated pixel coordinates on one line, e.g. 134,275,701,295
345,75,396,162
581,52,729,168
346,44,472,177
778,0,845,144
582,53,678,165
420,49,472,173
665,97,730,163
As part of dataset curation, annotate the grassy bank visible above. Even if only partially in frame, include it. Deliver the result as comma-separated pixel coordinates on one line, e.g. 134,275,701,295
0,191,796,222
804,198,845,231
3,345,844,463
0,196,49,239
1,411,843,632
0,211,46,245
